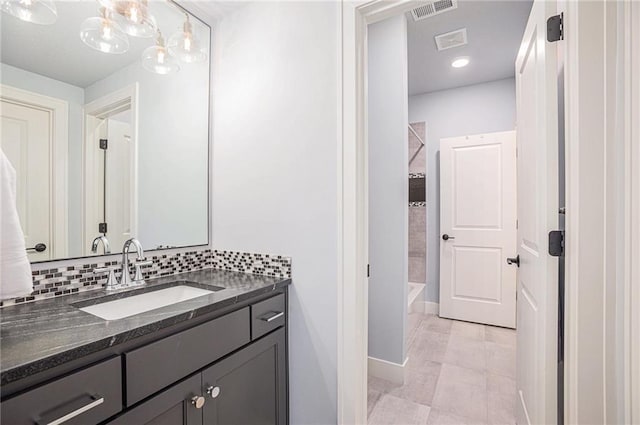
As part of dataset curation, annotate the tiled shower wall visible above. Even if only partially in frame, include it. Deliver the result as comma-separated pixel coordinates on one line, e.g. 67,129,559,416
409,122,426,283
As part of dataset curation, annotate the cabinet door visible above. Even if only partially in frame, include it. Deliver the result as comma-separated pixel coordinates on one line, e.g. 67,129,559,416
107,374,203,425
202,328,287,425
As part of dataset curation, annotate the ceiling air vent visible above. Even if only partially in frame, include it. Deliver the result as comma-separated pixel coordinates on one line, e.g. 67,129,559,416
434,28,468,51
410,0,458,21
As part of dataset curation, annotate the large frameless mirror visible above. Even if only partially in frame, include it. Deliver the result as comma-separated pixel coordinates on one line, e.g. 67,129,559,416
0,0,210,262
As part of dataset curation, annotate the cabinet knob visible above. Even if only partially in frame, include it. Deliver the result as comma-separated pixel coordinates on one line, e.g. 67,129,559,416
206,386,221,399
191,395,206,409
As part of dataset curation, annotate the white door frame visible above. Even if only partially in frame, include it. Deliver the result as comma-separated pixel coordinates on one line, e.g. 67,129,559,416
563,1,639,423
338,1,632,424
0,84,69,260
629,3,640,422
82,84,139,255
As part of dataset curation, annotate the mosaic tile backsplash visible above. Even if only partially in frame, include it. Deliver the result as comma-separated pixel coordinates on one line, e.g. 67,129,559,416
0,249,292,308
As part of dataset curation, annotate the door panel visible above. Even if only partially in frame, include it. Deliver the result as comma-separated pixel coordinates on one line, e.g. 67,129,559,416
202,329,287,425
0,100,51,261
105,118,132,249
515,0,559,423
440,131,517,328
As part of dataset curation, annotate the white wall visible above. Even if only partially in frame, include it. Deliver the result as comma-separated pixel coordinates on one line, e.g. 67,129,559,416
408,78,516,302
84,56,209,250
0,63,84,256
367,15,409,366
210,2,340,423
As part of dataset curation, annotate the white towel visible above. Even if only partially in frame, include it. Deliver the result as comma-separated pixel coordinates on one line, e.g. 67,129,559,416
0,148,33,300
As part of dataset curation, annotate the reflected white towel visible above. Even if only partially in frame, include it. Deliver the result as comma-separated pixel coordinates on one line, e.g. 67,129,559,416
0,148,33,299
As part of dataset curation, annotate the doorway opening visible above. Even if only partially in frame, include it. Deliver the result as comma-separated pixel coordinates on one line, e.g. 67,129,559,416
364,1,561,424
83,84,138,256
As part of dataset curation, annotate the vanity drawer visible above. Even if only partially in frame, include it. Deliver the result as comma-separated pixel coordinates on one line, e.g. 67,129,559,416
0,356,122,425
251,294,286,340
124,307,250,406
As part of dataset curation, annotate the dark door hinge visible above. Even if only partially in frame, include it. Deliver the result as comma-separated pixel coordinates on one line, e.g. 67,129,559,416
547,13,564,42
98,222,108,233
548,230,564,257
99,139,108,150
367,264,370,278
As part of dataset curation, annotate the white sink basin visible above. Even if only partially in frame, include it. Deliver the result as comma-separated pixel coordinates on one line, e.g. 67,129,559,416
79,285,214,320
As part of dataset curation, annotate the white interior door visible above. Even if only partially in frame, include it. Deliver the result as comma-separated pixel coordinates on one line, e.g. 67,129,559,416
105,118,132,249
0,99,52,261
84,117,107,255
439,131,517,328
515,0,559,423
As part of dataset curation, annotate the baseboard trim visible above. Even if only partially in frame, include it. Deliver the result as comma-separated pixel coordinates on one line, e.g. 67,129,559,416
368,356,407,385
413,301,439,315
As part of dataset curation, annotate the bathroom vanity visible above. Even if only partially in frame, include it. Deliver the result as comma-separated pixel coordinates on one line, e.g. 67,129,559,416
0,1,294,423
0,269,290,424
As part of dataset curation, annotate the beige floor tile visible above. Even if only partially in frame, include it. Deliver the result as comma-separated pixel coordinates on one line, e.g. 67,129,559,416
485,341,516,378
422,315,454,334
388,361,442,406
427,409,488,425
407,328,450,366
407,312,427,348
438,363,486,390
369,388,383,418
487,391,516,424
369,376,402,394
487,374,516,396
432,378,488,422
368,394,431,425
485,326,516,347
443,336,487,371
451,321,486,341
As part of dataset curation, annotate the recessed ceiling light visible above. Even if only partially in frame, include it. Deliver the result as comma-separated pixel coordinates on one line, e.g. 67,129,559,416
451,57,470,68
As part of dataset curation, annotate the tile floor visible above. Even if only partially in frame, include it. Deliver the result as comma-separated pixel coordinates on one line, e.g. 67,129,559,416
368,312,517,425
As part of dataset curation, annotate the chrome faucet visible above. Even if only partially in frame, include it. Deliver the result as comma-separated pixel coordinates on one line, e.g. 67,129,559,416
91,235,111,254
121,238,146,287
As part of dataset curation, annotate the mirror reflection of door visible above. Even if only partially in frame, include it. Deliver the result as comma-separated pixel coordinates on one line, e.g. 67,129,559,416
105,112,132,251
1,94,53,261
84,103,134,255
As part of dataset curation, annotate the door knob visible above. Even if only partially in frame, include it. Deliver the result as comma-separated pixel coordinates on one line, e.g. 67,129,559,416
507,255,520,267
206,386,221,399
191,395,206,409
26,243,46,253
442,234,455,241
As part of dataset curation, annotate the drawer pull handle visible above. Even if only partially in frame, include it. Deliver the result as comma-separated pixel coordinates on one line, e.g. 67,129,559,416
41,395,104,425
191,395,206,409
206,386,221,399
260,311,284,323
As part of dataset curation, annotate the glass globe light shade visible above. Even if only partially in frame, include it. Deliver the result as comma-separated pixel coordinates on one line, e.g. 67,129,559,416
142,32,179,75
0,0,57,25
80,8,129,54
168,14,207,63
99,0,156,38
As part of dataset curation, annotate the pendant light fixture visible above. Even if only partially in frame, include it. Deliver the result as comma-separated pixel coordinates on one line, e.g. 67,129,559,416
0,0,57,25
80,7,129,54
142,30,179,75
99,0,156,38
168,13,206,63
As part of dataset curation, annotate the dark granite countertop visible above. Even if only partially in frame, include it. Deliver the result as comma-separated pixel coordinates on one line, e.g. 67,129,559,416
0,268,291,386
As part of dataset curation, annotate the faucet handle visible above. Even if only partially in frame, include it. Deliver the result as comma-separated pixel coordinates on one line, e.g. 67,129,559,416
133,260,153,282
93,266,120,290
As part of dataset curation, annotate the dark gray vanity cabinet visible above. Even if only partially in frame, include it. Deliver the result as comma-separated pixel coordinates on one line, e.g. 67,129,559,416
108,328,287,425
1,289,289,425
202,328,287,425
106,374,202,425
